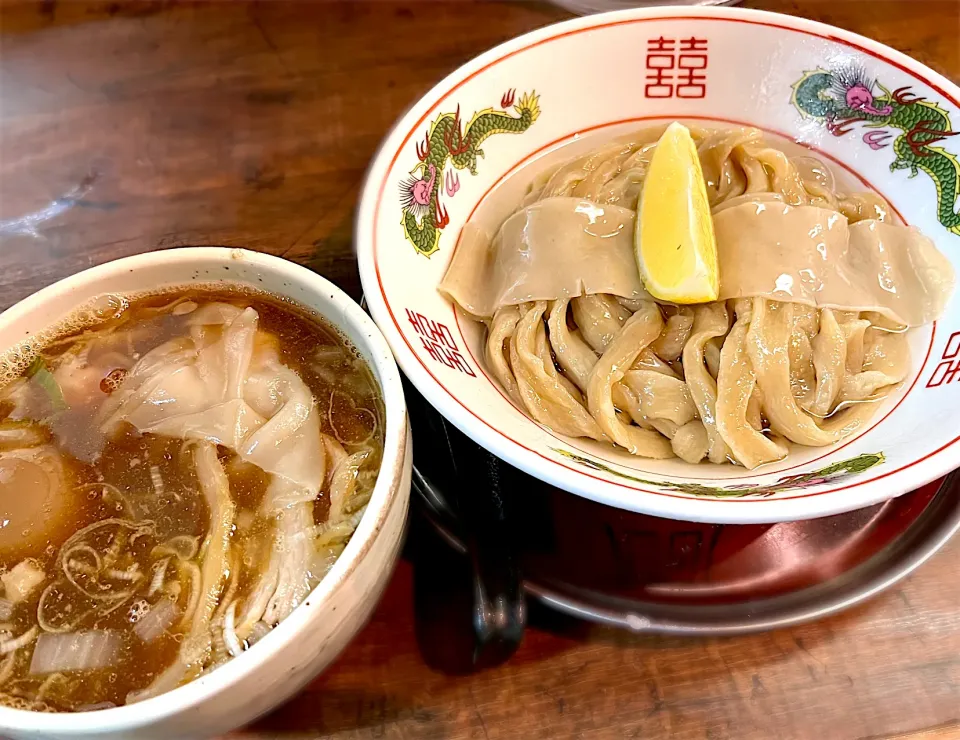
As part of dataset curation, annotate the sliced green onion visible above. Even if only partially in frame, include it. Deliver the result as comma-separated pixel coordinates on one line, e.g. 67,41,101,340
26,357,67,413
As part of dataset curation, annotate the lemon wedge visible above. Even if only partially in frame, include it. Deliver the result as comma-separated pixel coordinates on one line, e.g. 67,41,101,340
636,122,719,304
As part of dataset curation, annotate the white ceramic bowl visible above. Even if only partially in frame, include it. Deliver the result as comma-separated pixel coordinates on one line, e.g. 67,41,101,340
0,248,411,739
357,6,960,524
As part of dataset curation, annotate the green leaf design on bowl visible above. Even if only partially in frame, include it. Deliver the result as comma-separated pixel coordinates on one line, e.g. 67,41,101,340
552,449,886,498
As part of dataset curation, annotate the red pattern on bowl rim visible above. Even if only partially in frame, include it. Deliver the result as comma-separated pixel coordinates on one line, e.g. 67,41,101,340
358,7,960,523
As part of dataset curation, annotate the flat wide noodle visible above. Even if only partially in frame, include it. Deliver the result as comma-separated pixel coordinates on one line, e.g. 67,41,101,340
585,303,672,458
746,300,878,447
682,304,731,464
442,197,953,327
442,125,950,467
509,302,603,440
714,202,954,327
439,198,649,318
716,300,788,469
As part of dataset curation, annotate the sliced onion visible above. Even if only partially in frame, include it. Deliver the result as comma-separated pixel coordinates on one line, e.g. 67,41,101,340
222,602,243,657
1,559,46,603
29,630,121,674
78,701,116,712
103,566,142,582
147,557,170,598
133,600,179,643
150,465,165,497
0,626,37,655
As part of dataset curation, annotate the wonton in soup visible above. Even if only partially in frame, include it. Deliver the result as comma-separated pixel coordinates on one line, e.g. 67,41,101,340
0,289,383,711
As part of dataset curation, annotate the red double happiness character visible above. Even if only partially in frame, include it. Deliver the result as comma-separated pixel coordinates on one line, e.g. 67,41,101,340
677,37,708,99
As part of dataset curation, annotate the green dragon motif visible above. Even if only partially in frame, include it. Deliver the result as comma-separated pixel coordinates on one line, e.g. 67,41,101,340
791,66,960,236
553,449,885,498
399,89,541,257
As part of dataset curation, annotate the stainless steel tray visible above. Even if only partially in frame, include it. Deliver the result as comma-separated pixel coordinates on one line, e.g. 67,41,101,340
414,444,960,636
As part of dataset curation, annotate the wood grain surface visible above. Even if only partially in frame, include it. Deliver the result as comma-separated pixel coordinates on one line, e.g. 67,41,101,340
1,1,959,739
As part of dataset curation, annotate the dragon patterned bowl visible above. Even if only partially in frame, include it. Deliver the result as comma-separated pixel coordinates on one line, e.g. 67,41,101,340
357,6,960,524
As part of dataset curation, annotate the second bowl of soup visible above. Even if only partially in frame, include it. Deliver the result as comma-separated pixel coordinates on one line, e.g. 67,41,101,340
0,247,411,739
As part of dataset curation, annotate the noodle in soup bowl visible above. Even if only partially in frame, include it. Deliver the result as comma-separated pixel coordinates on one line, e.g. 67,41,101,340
357,6,960,524
0,248,411,739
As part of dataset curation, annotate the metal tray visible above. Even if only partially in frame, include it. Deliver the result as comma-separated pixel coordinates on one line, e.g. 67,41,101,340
416,471,958,634
409,390,960,636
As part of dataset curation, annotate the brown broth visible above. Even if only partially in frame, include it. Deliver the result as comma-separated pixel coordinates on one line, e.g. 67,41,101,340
0,288,384,712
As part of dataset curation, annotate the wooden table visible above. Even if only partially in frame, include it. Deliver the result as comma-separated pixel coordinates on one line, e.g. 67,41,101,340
1,1,958,738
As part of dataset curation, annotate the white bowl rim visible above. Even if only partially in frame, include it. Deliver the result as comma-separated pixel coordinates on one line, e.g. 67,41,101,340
356,4,960,524
0,247,410,733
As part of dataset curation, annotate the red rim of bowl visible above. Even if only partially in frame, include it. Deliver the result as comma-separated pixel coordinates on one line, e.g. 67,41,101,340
358,6,960,523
